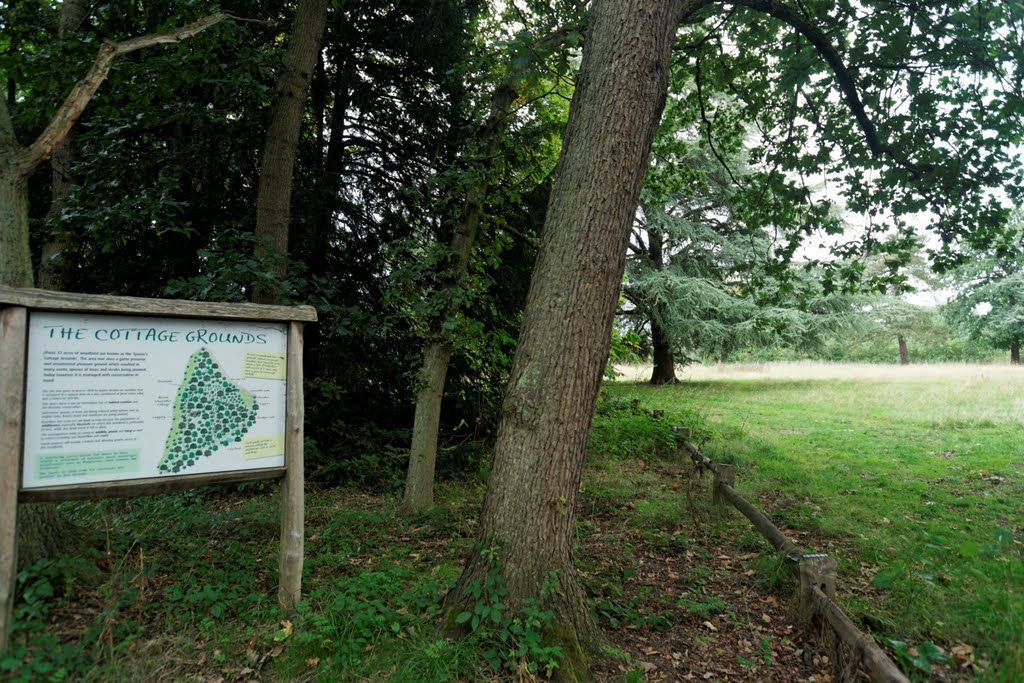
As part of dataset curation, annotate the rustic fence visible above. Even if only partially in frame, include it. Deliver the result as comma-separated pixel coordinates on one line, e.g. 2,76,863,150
673,426,910,683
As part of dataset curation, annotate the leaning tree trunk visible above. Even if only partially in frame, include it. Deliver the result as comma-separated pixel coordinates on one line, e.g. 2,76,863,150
444,0,684,676
897,334,909,365
1012,337,1020,365
399,85,516,516
252,0,328,305
649,312,677,385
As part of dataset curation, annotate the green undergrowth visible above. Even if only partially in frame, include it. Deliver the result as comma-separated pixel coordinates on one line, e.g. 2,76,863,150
2,478,632,682
6,367,1021,681
603,369,1024,682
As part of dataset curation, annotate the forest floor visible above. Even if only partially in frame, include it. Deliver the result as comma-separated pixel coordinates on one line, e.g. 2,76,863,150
4,362,1020,681
6,475,851,683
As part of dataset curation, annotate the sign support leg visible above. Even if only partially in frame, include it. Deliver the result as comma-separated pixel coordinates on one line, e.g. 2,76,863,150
0,307,28,654
279,322,304,611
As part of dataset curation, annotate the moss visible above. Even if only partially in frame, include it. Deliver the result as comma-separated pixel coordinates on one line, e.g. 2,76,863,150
544,622,591,683
441,606,469,637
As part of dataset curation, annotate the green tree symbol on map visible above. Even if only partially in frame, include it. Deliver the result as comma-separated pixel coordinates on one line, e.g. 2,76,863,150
158,348,259,474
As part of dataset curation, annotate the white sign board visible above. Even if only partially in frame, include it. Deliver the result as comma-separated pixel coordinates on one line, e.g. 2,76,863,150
23,312,288,489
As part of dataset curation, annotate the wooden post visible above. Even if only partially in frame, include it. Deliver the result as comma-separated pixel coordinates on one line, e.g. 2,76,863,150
0,307,27,655
799,553,837,626
712,463,735,505
279,321,305,611
671,425,692,440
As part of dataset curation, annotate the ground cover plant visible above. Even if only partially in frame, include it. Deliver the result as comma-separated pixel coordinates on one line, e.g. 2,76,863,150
5,361,1019,681
611,362,1024,681
3,482,809,682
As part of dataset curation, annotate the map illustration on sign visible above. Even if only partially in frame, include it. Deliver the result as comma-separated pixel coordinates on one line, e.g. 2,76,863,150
159,348,260,474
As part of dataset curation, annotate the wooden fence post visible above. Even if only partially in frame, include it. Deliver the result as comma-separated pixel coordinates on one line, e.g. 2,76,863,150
0,307,28,655
672,426,692,440
799,553,837,625
279,321,305,611
712,464,735,505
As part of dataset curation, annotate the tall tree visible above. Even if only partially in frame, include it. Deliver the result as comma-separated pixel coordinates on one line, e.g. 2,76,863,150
946,214,1024,364
859,295,938,365
36,0,89,291
0,12,233,290
444,0,685,670
0,9,234,566
400,19,579,515
446,0,1023,672
251,0,328,305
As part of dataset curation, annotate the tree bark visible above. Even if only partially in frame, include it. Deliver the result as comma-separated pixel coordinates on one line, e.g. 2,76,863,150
399,84,517,516
897,334,909,365
38,0,91,291
650,314,677,384
252,0,328,305
0,164,33,289
401,341,453,512
444,0,685,673
1012,337,1020,365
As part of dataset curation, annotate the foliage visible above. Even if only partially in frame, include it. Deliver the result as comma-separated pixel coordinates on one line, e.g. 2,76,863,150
695,1,1024,273
945,213,1024,358
589,390,700,462
451,555,566,676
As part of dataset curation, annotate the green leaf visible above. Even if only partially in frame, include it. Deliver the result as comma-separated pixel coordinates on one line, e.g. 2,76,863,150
454,611,472,624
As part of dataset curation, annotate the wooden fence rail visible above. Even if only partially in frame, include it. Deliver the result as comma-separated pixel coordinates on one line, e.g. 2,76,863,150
675,428,910,683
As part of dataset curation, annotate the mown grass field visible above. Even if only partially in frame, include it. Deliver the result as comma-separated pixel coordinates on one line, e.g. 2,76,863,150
609,362,1024,680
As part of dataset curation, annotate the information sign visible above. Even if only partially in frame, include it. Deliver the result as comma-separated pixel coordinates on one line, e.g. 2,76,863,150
22,312,288,489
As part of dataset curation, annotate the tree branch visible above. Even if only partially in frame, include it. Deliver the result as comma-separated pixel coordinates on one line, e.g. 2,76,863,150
694,55,742,186
498,223,540,250
727,0,886,157
19,13,239,175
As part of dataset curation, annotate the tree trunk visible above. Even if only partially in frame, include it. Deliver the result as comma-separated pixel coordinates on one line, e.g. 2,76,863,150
37,0,90,291
400,341,453,512
2,127,89,572
308,58,353,274
650,314,677,384
897,334,909,365
0,165,33,289
252,0,328,305
646,232,676,385
444,0,683,674
399,84,517,516
1012,337,1020,365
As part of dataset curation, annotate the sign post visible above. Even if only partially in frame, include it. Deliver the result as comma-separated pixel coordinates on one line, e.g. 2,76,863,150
0,287,315,654
0,307,28,655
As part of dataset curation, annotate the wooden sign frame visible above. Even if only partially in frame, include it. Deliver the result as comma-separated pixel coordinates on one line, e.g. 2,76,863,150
0,286,316,653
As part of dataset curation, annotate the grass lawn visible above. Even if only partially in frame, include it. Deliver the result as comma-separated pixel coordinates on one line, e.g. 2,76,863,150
608,362,1024,681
